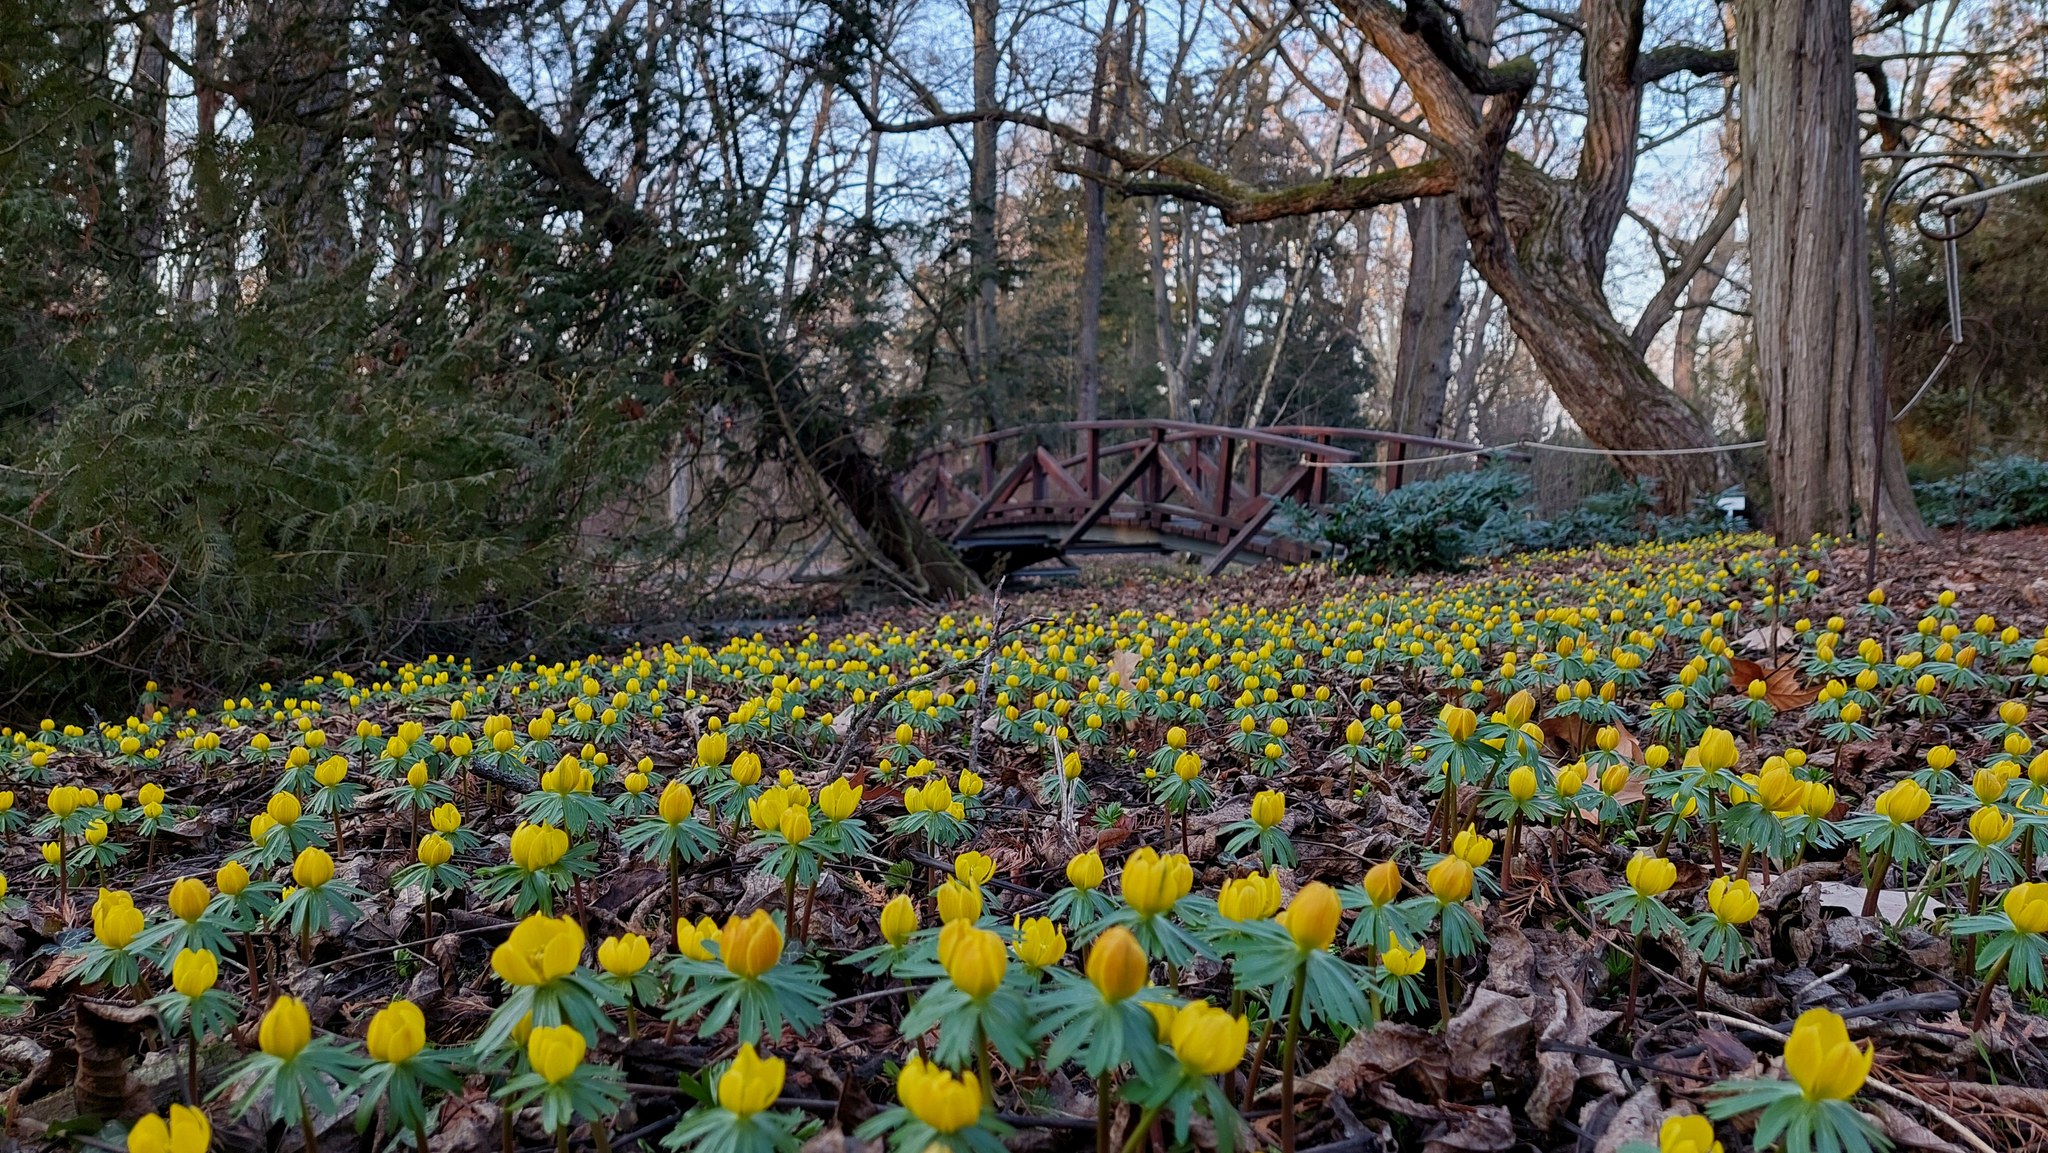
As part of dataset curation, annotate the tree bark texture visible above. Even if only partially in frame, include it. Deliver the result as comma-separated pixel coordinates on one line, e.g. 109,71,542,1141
1737,0,1929,541
1389,196,1466,444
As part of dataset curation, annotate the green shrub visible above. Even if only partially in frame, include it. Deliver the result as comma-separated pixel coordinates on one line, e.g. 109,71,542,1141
1286,468,1743,575
1912,456,2048,530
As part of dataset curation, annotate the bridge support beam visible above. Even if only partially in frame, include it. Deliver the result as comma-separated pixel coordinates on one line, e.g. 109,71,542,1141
1056,440,1160,553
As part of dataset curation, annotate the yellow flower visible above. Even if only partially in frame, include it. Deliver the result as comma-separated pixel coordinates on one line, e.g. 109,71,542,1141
1506,766,1537,803
1452,827,1494,869
1066,851,1105,891
84,819,109,846
748,788,789,833
938,920,1007,997
1707,877,1758,925
598,933,652,977
697,730,729,768
314,757,348,788
125,1103,211,1153
527,1024,586,1084
880,894,919,946
1440,705,1477,743
216,859,250,897
509,823,569,871
819,778,862,821
1217,872,1280,922
1427,856,1473,904
266,792,302,826
92,889,143,949
1873,779,1930,825
1168,999,1249,1076
1355,862,1400,909
417,833,454,868
2003,883,2048,934
1173,752,1201,781
1800,781,1835,818
1695,729,1735,776
1011,916,1067,968
1625,853,1676,899
167,877,210,922
935,878,983,925
731,750,763,786
1659,1115,1721,1153
259,995,313,1059
366,999,427,1064
47,785,80,817
953,850,996,888
292,846,335,889
658,781,695,824
897,1055,981,1133
1381,935,1426,977
171,948,218,998
677,915,721,962
1085,926,1147,1002
1970,807,2014,848
490,914,586,986
778,807,812,844
430,803,463,833
721,909,783,978
1121,847,1193,916
718,1043,785,1118
1250,790,1285,829
1782,1007,1872,1102
1281,881,1341,951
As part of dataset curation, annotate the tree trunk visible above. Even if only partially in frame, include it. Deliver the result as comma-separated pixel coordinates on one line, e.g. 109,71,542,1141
235,0,358,279
395,0,983,599
1075,0,1119,422
126,8,172,286
1389,196,1466,443
1738,0,1929,541
968,0,1001,377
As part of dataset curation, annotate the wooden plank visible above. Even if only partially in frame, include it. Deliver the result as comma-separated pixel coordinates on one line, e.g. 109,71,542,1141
949,449,1038,542
1056,440,1160,552
1034,446,1089,501
1201,462,1312,575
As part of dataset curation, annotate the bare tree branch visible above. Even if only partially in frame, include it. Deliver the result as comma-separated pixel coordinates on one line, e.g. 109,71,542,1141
1630,172,1744,354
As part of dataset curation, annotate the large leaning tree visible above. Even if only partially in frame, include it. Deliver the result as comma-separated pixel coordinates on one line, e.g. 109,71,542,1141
387,0,985,600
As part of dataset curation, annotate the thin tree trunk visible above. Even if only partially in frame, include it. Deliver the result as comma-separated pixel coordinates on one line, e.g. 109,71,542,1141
1389,197,1466,441
1738,0,1931,541
968,0,1001,378
126,8,173,286
1075,0,1121,422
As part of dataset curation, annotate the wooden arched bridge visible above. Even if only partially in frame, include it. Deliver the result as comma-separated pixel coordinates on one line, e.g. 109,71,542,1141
896,420,1517,577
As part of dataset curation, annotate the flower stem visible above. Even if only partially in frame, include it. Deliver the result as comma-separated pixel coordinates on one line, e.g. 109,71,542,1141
1240,1013,1277,1110
414,1120,430,1153
1436,929,1451,1027
1860,849,1891,918
976,1030,996,1107
1095,1071,1114,1153
302,1092,321,1153
1279,970,1306,1153
1971,953,2011,1031
1118,1102,1164,1153
1623,931,1643,1036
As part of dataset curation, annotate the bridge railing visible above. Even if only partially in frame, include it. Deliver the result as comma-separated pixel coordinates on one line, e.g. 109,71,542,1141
897,420,1515,574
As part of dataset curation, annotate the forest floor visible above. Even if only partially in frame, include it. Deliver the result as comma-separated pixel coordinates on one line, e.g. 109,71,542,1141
7,528,2048,1153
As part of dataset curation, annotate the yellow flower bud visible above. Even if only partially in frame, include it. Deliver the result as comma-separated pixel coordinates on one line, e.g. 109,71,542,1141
365,999,427,1064
259,995,313,1059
